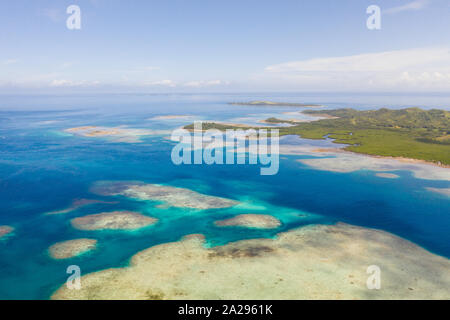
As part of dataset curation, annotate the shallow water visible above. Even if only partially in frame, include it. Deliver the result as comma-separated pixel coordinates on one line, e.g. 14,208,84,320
0,93,449,299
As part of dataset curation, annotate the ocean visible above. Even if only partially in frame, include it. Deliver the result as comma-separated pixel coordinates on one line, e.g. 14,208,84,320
0,93,449,299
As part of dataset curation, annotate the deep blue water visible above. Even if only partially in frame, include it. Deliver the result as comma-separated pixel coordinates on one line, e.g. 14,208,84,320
0,93,449,299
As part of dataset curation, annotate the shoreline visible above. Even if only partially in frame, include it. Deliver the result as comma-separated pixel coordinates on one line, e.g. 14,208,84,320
183,106,450,169
182,120,450,170
311,147,450,169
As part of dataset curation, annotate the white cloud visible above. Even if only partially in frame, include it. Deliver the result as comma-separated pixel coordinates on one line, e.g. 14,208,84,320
144,79,176,87
384,0,431,15
140,79,228,88
265,47,450,73
50,80,101,87
261,47,450,91
3,73,61,87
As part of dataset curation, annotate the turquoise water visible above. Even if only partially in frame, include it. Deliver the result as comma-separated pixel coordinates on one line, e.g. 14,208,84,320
0,93,449,299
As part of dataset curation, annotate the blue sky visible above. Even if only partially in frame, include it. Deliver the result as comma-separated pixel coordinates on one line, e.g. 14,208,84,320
1,0,449,93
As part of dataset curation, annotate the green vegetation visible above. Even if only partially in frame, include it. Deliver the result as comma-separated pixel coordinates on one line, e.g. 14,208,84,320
264,117,295,124
185,108,450,165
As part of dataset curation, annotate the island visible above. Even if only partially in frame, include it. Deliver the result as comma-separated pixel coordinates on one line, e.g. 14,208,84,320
186,108,450,166
229,101,321,107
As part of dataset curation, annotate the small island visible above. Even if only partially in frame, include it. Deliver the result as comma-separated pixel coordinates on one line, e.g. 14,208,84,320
229,101,321,107
214,214,281,229
48,239,97,259
71,211,158,231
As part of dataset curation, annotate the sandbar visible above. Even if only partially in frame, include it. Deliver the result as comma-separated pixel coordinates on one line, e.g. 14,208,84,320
375,173,400,179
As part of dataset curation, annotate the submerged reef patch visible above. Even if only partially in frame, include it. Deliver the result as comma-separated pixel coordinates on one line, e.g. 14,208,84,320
71,211,157,231
91,181,239,210
425,187,450,197
52,223,450,299
45,199,117,215
214,214,281,229
48,239,97,259
295,152,450,181
0,226,14,239
65,126,168,143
